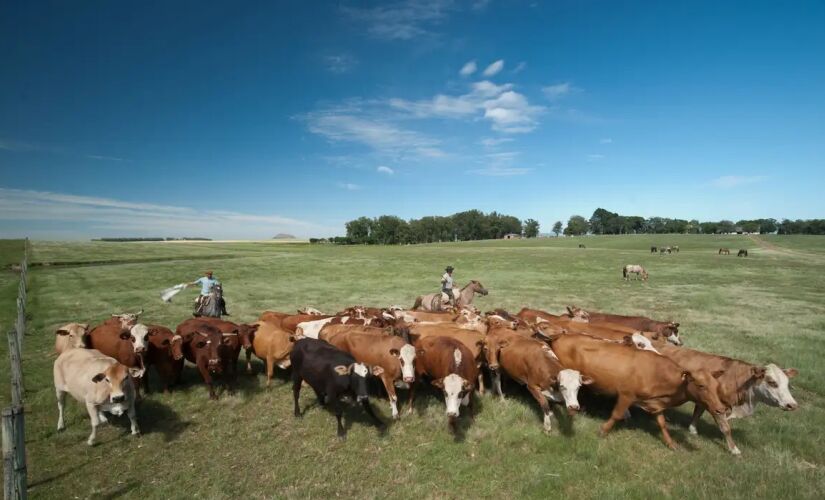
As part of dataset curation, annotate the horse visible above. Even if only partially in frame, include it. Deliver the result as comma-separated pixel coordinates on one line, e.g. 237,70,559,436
737,249,748,257
578,244,586,249
650,246,658,253
412,280,489,312
719,248,730,255
659,246,671,254
672,246,679,253
623,264,648,281
194,284,223,318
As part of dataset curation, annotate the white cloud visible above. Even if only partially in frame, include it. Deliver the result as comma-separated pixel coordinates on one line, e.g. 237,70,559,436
543,82,581,102
377,165,394,174
482,59,504,77
0,188,339,239
710,175,767,189
512,61,527,74
587,154,604,161
479,137,514,148
337,182,361,191
324,53,358,74
342,0,454,40
459,60,477,76
600,138,613,144
472,0,492,10
468,151,532,176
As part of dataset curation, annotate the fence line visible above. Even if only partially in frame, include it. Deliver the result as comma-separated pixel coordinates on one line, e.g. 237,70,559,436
4,238,29,499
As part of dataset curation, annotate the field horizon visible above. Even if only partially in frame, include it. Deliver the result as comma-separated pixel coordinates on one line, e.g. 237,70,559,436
1,234,823,498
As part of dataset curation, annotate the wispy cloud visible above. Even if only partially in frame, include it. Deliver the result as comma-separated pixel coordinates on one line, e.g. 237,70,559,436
599,138,613,144
479,137,514,148
468,151,532,176
468,166,531,176
471,0,492,10
511,61,527,74
0,139,45,152
0,188,339,239
710,175,767,189
543,82,577,101
323,53,358,74
376,165,394,175
86,154,126,162
459,60,477,76
342,0,454,40
482,59,504,77
337,182,361,191
587,154,604,161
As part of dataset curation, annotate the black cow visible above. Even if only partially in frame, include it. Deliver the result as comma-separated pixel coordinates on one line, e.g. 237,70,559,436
290,338,385,440
738,249,748,257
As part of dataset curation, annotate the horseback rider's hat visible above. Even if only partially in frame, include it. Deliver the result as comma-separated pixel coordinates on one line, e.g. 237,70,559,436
445,266,454,272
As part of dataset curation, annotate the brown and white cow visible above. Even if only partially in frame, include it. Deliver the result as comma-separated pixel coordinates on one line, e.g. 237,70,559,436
54,348,140,445
258,310,290,327
658,344,799,455
54,322,89,354
407,323,486,393
565,306,682,345
485,327,590,431
88,317,151,395
280,314,335,333
142,324,184,393
296,315,386,339
550,334,729,450
245,320,298,385
410,336,478,431
324,330,417,419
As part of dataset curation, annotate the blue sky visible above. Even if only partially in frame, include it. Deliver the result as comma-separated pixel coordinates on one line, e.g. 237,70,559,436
1,0,823,239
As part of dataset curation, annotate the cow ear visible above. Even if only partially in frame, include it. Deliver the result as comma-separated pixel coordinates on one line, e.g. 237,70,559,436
711,370,725,379
92,373,106,383
431,378,445,389
681,371,694,383
581,376,594,385
56,328,70,336
288,335,296,342
119,331,131,340
128,367,145,379
672,322,680,328
371,365,384,376
389,348,400,357
333,365,349,376
784,368,799,378
751,366,766,380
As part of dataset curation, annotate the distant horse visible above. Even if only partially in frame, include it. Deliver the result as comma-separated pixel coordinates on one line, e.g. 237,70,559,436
672,246,679,253
413,280,489,312
650,246,658,253
659,246,671,254
719,248,731,255
737,249,748,257
578,244,586,249
623,264,648,281
194,284,223,318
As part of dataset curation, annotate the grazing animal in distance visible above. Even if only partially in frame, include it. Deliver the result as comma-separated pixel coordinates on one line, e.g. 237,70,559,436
650,246,658,253
737,249,748,257
623,264,648,281
578,244,586,249
672,246,680,253
719,248,730,255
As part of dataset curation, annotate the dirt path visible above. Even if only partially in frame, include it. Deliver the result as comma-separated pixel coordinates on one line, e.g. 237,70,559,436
748,235,823,260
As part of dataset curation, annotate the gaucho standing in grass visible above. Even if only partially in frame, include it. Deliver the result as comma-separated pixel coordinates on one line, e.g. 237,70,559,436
441,265,456,308
188,270,229,317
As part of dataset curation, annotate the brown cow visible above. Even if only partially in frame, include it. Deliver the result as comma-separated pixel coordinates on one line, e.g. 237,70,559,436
391,310,458,324
54,323,89,354
176,321,236,399
296,315,388,339
658,344,799,455
280,314,335,333
407,324,485,393
142,325,184,393
87,318,150,395
410,336,478,432
179,317,258,380
324,331,417,419
485,327,590,431
245,320,297,386
550,334,729,450
258,310,290,326
564,306,682,345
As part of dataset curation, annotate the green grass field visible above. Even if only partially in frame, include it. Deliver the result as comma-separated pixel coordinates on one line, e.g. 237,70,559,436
3,235,825,499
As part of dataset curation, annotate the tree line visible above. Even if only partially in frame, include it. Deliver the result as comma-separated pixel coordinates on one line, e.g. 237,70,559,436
317,210,541,245
557,208,825,235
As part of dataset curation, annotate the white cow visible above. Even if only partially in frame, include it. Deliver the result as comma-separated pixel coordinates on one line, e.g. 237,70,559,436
54,323,89,354
54,348,141,445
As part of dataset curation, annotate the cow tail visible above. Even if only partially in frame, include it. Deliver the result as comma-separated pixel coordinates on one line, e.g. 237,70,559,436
412,296,422,310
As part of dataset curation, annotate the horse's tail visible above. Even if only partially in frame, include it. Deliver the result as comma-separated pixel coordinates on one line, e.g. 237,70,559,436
622,266,627,278
412,296,423,310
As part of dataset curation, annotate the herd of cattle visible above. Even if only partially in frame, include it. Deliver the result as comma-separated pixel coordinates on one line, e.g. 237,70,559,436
52,302,798,455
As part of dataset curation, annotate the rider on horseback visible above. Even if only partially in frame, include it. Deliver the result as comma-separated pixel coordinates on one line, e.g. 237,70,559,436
441,266,455,307
188,270,229,316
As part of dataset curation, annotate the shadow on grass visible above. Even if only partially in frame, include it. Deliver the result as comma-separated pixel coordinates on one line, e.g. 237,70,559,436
91,480,140,499
119,398,192,443
494,371,576,437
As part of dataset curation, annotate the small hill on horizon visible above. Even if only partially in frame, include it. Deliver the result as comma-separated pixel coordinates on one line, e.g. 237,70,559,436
272,233,296,239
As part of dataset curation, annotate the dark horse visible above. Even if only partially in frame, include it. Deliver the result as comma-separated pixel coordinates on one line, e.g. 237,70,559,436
194,284,224,318
650,246,658,253
737,249,748,257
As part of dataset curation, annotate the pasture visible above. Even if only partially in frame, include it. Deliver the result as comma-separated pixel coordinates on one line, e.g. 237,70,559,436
2,235,825,498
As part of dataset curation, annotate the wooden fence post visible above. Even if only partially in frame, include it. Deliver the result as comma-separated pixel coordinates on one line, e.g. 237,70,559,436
15,299,24,350
2,406,27,499
7,330,23,407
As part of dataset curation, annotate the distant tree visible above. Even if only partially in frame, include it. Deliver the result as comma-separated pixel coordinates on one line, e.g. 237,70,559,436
758,218,778,234
552,221,563,236
564,215,589,236
718,220,736,234
524,219,540,238
345,216,373,244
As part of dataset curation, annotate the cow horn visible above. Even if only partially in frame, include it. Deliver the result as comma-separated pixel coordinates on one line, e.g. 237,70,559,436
222,332,238,336
195,331,209,337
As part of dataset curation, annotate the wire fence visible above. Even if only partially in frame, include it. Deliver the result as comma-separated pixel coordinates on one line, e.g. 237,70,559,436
3,238,29,499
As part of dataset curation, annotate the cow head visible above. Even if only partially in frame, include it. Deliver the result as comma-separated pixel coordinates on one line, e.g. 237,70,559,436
556,369,592,414
238,323,258,349
194,331,223,373
91,362,133,409
119,323,150,353
169,334,185,360
391,344,416,383
333,362,372,402
111,309,143,329
484,336,509,371
55,323,90,351
623,334,661,354
754,364,799,411
432,373,472,418
661,323,681,345
565,306,590,322
684,369,728,416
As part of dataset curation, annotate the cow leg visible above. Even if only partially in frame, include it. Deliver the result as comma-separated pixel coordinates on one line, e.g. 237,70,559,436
333,399,346,440
477,366,485,395
380,375,400,419
97,410,109,424
655,413,678,450
128,401,140,436
406,381,417,415
688,404,705,435
492,370,504,400
361,399,385,429
526,385,553,432
245,347,254,375
292,376,303,417
711,413,741,456
85,401,100,446
56,389,67,431
198,362,216,400
266,356,275,387
600,394,633,437
142,369,151,395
